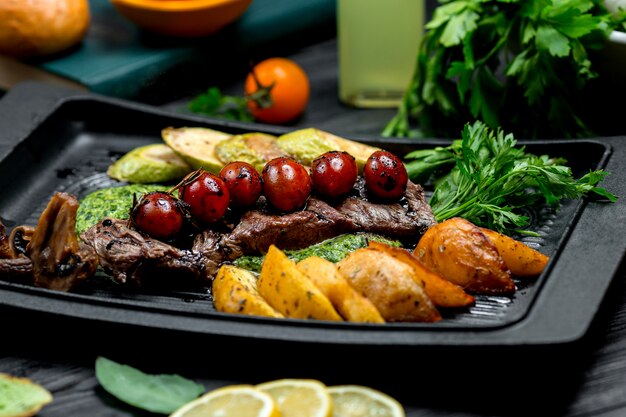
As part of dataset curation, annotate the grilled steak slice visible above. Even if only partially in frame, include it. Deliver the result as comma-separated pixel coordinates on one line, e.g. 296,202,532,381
81,218,215,286
335,181,435,240
195,180,436,264
0,222,10,259
193,198,359,262
0,256,33,279
26,192,99,291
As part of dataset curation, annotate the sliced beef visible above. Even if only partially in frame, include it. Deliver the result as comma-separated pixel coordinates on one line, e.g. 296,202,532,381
194,180,436,263
0,222,9,259
212,198,357,257
81,218,215,286
335,181,435,240
85,178,437,284
0,256,33,279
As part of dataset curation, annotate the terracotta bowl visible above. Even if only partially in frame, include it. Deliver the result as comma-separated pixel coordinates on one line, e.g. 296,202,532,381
110,0,253,37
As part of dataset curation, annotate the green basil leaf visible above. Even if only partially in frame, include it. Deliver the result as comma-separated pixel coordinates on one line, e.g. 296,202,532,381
95,357,205,414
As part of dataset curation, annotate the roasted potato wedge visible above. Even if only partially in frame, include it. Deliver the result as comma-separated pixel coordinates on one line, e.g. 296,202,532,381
479,228,549,277
297,256,385,323
213,265,283,318
337,248,441,322
368,241,475,308
414,218,515,295
258,245,343,321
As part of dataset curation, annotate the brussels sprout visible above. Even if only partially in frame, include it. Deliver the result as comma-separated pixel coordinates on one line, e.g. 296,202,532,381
107,144,191,184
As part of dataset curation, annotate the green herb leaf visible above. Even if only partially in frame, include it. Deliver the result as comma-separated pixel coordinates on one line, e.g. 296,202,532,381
404,121,618,234
383,0,625,139
95,357,205,414
188,87,254,122
535,25,570,56
234,234,401,273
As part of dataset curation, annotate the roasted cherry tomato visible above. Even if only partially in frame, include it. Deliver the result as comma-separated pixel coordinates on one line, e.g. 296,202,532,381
132,192,184,240
219,161,263,209
364,150,408,200
179,170,230,225
262,157,311,212
245,58,310,124
311,151,358,198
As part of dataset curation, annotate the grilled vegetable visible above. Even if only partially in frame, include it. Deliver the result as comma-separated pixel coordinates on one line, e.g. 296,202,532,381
311,151,358,199
215,133,283,172
262,157,311,212
131,192,185,240
213,265,283,318
368,241,474,308
337,248,441,322
414,218,515,295
276,128,379,171
257,245,342,321
479,228,549,277
233,233,402,273
107,144,191,184
219,161,263,209
364,150,408,200
178,170,230,225
162,127,231,173
297,256,384,323
76,184,167,235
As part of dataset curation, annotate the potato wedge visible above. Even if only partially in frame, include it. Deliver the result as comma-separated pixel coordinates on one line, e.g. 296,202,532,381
479,228,549,277
368,241,474,308
337,248,441,322
297,256,385,323
258,245,343,321
414,218,515,295
213,265,283,318
162,126,231,173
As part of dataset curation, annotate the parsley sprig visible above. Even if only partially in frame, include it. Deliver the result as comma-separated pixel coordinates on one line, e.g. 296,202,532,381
384,0,626,139
187,87,254,122
405,121,617,234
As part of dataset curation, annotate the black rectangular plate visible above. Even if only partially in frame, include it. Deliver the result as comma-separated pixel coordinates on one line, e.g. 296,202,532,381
1,81,625,348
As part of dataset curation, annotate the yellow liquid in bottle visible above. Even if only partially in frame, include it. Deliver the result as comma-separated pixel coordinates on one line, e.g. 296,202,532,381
338,0,424,108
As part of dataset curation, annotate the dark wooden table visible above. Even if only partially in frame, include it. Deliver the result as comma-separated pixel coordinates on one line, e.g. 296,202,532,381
3,37,626,417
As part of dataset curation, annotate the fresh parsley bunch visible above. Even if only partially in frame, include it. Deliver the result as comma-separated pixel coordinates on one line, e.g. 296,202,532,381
384,0,625,139
405,121,617,234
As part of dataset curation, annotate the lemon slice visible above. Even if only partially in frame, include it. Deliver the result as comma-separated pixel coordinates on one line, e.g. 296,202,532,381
169,385,279,417
327,385,405,417
256,378,332,417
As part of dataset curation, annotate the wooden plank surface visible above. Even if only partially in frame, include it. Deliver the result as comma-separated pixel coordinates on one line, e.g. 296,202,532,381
2,38,626,417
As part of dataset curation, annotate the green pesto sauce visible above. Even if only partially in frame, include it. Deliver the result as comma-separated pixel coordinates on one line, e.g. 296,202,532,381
234,233,402,273
76,184,168,235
